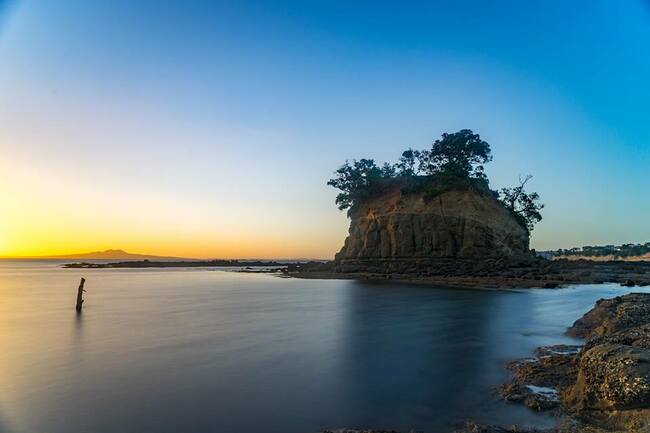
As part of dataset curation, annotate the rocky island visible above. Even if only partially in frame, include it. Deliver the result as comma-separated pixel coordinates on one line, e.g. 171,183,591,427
292,130,650,289
334,178,529,272
312,133,650,433
65,130,650,288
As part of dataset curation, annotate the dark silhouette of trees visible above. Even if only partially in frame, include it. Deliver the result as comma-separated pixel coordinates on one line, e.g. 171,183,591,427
327,129,543,232
498,175,544,232
395,148,422,176
380,162,397,177
326,159,383,210
553,242,650,258
419,129,492,178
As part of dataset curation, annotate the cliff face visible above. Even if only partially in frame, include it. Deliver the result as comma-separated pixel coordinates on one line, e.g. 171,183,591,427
335,184,529,272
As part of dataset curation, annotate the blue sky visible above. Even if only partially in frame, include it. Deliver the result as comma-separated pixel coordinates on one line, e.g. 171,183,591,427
0,0,648,257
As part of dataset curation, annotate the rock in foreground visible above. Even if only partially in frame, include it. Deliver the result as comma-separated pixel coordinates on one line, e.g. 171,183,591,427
566,293,650,339
503,293,650,432
566,343,650,411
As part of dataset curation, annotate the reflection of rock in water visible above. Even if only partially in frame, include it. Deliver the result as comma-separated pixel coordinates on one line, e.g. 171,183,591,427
320,423,555,432
336,282,552,432
320,430,403,433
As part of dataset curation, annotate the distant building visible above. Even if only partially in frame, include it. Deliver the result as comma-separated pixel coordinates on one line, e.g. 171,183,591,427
536,251,554,260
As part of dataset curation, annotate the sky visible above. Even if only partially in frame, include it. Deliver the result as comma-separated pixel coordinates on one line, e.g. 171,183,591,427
0,0,648,259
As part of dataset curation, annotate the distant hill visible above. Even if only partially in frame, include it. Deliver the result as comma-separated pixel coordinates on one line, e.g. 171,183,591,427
11,249,195,261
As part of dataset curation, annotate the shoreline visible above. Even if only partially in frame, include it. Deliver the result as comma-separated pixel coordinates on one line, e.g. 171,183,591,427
322,292,650,433
494,292,650,433
61,257,650,290
287,258,650,290
62,259,297,269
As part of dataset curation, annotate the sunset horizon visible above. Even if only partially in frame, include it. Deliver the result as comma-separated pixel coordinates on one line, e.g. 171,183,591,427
0,247,330,261
1,1,649,260
1,2,649,433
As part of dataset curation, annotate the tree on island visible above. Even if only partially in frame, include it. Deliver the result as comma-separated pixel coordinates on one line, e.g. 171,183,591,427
395,148,421,176
327,129,544,232
419,129,492,179
326,159,385,210
499,175,544,232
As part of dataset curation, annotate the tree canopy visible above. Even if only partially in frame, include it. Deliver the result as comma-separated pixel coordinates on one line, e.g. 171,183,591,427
419,129,492,179
326,159,384,210
327,129,544,232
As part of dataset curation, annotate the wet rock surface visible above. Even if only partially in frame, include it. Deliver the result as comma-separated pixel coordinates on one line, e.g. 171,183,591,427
501,293,650,432
583,323,650,351
566,344,650,411
501,345,580,412
501,383,561,411
567,293,650,339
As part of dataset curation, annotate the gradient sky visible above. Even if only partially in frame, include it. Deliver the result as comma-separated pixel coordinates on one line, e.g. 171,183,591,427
0,0,648,259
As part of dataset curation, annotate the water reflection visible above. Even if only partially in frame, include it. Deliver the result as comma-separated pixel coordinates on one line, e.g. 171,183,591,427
339,282,554,431
0,261,649,433
75,310,84,328
0,411,16,433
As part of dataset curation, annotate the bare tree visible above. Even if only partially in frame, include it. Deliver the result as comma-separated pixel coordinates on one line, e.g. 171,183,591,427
499,175,544,232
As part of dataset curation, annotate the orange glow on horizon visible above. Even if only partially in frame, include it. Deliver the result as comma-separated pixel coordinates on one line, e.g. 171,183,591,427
0,228,337,260
0,156,342,260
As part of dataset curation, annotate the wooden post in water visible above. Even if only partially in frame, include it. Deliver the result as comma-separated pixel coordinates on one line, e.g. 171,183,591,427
75,277,86,312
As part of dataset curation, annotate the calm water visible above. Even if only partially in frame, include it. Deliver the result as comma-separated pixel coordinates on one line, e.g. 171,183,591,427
1,261,647,433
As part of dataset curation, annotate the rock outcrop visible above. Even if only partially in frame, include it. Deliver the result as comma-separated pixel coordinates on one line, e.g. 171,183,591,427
567,343,650,411
502,293,650,432
564,294,650,416
566,294,650,339
335,182,530,273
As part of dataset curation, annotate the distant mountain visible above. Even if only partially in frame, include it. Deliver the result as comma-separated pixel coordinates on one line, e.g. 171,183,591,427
13,249,195,261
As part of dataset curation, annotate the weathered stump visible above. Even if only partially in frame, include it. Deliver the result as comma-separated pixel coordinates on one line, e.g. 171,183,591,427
75,277,86,312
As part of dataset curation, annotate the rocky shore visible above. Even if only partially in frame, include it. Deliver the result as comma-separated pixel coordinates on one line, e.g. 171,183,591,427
304,173,650,290
319,292,650,433
498,292,650,433
288,258,650,289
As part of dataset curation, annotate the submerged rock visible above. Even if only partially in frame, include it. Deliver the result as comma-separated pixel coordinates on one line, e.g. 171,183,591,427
502,383,561,411
502,345,579,412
